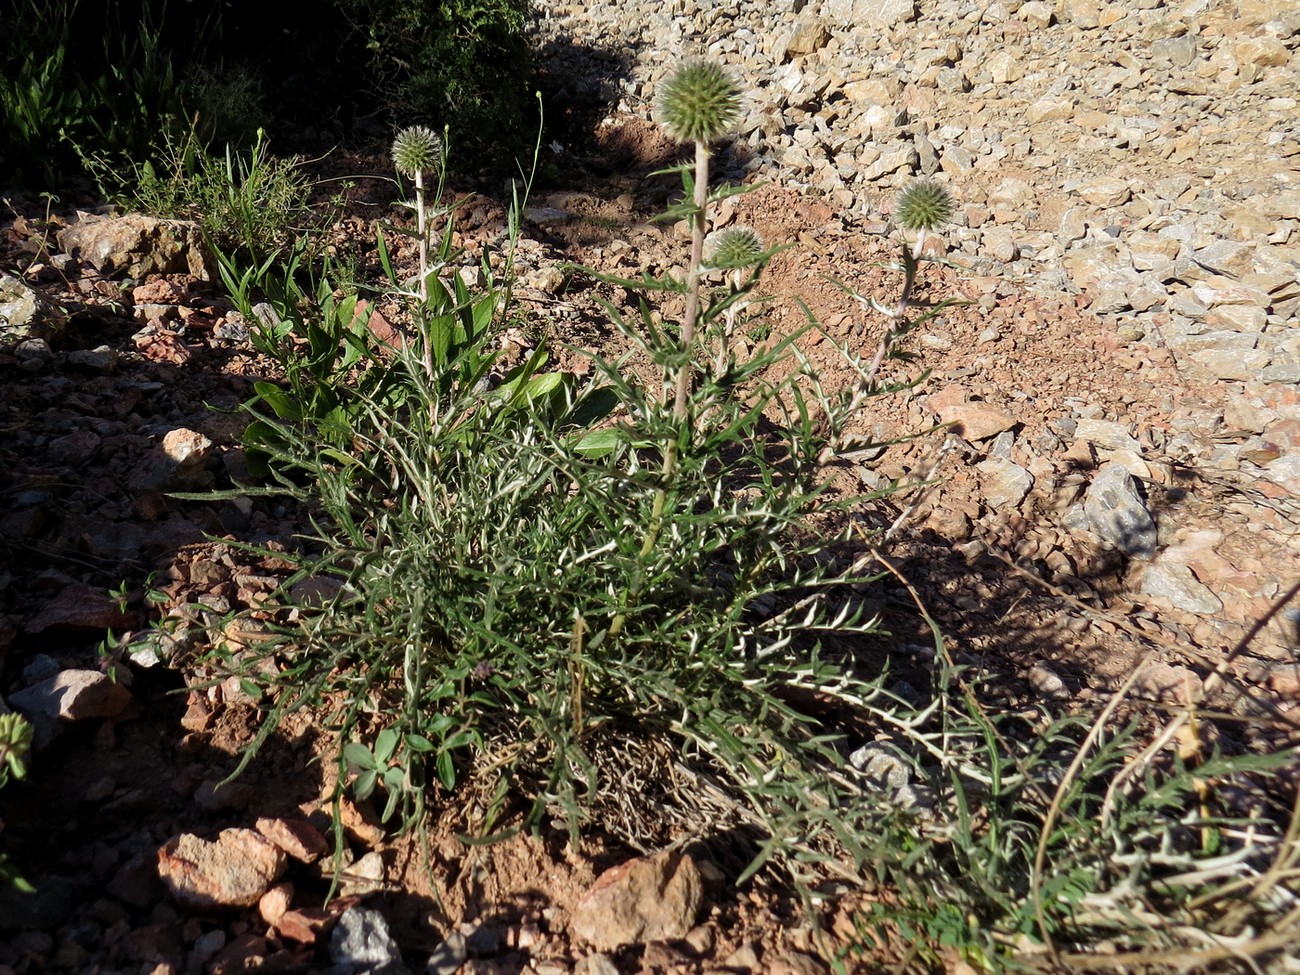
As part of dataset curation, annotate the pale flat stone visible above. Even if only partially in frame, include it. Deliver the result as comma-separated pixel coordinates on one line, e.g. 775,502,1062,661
1140,561,1223,615
978,458,1033,508
572,851,703,951
158,829,288,910
1074,418,1141,452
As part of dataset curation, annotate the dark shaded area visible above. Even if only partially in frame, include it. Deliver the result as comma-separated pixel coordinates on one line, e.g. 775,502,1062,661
0,0,536,190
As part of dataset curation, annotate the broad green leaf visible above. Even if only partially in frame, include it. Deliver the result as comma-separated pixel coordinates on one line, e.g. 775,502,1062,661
252,382,302,422
436,751,456,790
375,727,400,764
343,742,377,771
405,734,435,753
572,428,623,457
353,767,377,801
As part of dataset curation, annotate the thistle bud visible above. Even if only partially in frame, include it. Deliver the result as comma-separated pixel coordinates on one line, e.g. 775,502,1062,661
391,125,443,178
654,60,742,145
703,226,766,270
895,179,954,232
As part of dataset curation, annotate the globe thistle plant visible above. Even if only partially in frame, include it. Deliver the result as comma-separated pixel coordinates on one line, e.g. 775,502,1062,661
392,126,446,317
652,59,744,474
703,226,766,373
895,178,954,264
392,125,447,380
829,178,958,454
895,179,953,234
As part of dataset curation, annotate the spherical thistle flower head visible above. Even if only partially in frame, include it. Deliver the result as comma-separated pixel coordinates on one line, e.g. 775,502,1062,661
391,125,443,178
703,226,766,270
655,60,742,145
895,179,955,232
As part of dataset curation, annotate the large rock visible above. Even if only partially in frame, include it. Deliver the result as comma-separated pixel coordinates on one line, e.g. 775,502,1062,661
1083,463,1157,558
25,583,136,635
256,817,329,863
8,669,132,722
1073,418,1141,453
822,0,915,28
977,458,1033,509
0,274,65,348
329,907,409,975
929,386,1018,441
56,214,213,282
1140,560,1223,615
157,829,288,910
127,428,216,493
571,850,704,951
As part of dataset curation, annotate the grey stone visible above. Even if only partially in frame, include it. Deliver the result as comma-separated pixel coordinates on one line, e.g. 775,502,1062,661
65,346,119,375
1263,454,1300,494
1166,330,1259,354
935,67,971,93
1262,360,1300,384
1075,177,1131,208
940,144,974,174
47,430,102,467
978,458,1033,508
1063,242,1128,290
1083,463,1157,558
1150,34,1197,67
8,669,132,723
778,15,830,59
22,654,60,685
425,932,466,975
849,742,914,791
1191,240,1257,278
1074,418,1141,452
1028,663,1069,699
1206,304,1266,332
1090,267,1143,314
823,0,915,27
56,214,213,281
523,207,571,225
14,337,53,369
1140,561,1223,615
0,874,75,930
1181,347,1272,382
0,274,65,348
330,908,411,975
1019,0,1054,26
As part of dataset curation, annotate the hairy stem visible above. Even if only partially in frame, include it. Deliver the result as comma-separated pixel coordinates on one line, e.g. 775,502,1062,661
415,169,433,384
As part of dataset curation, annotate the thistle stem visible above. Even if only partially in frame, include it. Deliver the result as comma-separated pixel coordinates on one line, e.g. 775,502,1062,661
674,139,710,423
415,169,434,385
660,139,711,485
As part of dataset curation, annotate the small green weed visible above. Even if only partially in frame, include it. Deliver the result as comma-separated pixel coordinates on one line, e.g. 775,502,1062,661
0,712,34,893
110,126,315,261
